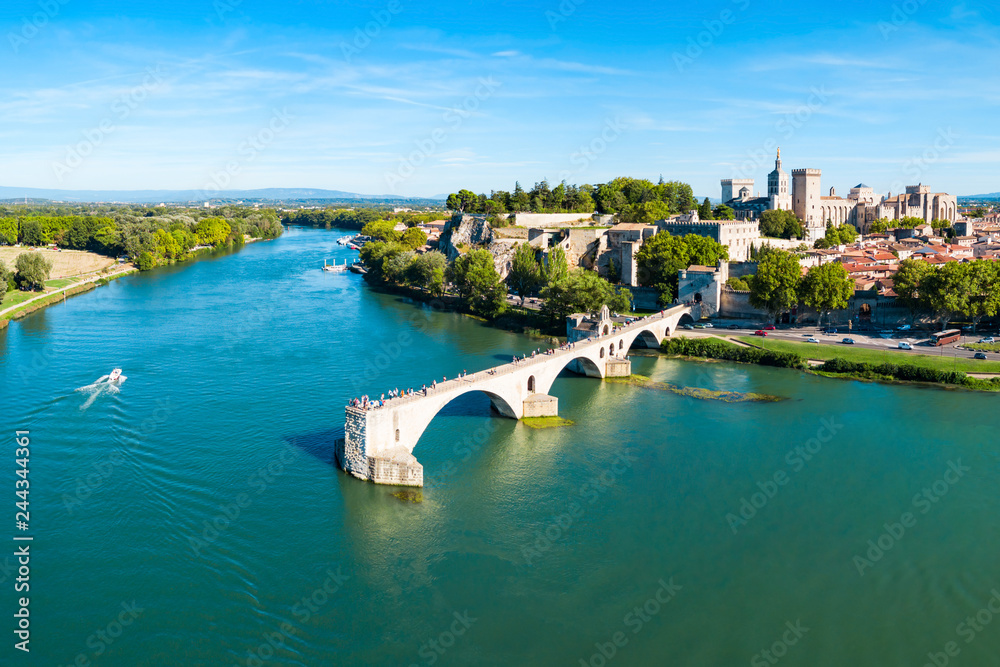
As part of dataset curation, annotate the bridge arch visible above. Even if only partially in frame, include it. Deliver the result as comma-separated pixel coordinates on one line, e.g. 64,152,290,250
397,386,522,460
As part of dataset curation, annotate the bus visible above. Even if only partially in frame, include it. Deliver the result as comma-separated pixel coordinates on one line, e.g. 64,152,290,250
931,329,961,346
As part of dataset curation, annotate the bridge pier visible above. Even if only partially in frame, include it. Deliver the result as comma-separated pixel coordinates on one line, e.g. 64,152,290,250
605,358,632,377
523,393,558,417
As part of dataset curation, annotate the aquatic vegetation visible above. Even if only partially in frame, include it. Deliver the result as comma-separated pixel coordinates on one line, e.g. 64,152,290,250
604,374,785,403
522,416,575,429
391,489,423,503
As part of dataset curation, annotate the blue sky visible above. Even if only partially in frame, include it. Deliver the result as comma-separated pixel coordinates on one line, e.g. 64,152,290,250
1,0,998,198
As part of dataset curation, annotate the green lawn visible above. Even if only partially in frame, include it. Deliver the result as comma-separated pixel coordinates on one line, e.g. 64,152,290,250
1,288,39,310
45,278,76,289
735,336,1000,373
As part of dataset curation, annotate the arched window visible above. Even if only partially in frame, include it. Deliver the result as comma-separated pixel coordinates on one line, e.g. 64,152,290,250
527,376,535,393
603,325,609,335
395,429,400,442
619,340,623,350
600,348,605,358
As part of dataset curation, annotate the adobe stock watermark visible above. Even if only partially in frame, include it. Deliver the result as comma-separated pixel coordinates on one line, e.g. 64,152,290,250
200,108,294,198
878,0,929,39
187,442,303,558
733,86,830,180
750,620,809,666
726,416,842,534
423,418,499,487
205,0,246,26
407,610,477,666
852,459,969,576
52,65,167,182
673,0,751,72
546,0,585,30
920,588,1000,667
578,578,681,667
522,449,637,565
888,127,957,194
8,0,71,53
557,117,625,183
237,567,350,667
340,0,403,62
57,601,145,667
62,397,174,515
384,77,502,190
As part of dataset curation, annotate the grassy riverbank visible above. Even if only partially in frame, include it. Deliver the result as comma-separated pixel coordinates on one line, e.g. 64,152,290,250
736,336,1000,374
663,336,1000,392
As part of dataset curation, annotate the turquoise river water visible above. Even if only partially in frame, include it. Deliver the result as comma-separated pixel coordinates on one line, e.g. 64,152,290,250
1,226,998,666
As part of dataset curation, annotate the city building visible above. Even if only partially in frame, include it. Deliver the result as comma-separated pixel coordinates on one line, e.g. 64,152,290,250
721,150,959,241
656,211,759,262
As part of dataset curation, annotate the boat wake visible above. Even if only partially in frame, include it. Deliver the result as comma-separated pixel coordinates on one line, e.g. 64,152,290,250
76,373,127,410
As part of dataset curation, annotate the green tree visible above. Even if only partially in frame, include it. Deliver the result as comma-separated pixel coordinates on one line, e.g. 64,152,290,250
748,249,801,322
892,258,933,324
698,198,714,220
963,260,1000,332
14,251,53,290
20,219,44,246
507,243,542,305
759,210,805,239
726,276,751,291
0,259,9,302
400,227,428,250
713,204,735,220
361,220,400,243
868,218,891,234
922,261,970,329
799,262,853,328
194,217,231,246
544,245,569,285
634,231,728,305
135,251,156,271
359,241,405,282
446,189,480,213
541,270,632,322
406,251,447,293
450,249,507,318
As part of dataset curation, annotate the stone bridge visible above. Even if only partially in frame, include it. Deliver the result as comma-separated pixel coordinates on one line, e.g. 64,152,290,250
336,303,698,486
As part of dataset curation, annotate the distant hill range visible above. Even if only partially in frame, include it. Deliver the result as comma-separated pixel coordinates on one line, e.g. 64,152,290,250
0,186,447,205
960,192,1000,201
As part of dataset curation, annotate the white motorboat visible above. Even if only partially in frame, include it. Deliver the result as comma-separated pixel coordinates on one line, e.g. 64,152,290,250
108,368,127,383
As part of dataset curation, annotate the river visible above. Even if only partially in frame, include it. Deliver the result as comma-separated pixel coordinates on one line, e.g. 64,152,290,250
1,226,998,666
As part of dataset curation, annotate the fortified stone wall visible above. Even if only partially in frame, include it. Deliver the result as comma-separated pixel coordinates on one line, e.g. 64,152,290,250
719,289,768,320
513,212,597,228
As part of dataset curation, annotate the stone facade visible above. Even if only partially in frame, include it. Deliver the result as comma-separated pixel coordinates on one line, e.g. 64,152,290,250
677,262,728,317
657,212,759,262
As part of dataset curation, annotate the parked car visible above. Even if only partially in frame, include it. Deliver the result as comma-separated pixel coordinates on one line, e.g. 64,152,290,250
693,323,707,329
764,324,776,331
974,352,988,360
727,324,740,330
979,337,995,344
807,337,820,343
898,342,912,350
897,324,911,331
682,323,694,330
825,328,838,335
842,338,856,345
702,323,714,328
754,330,768,336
